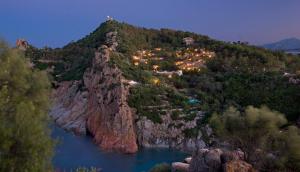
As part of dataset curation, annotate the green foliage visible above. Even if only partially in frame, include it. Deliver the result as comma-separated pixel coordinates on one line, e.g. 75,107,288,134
183,128,198,138
186,71,300,122
210,106,286,158
148,163,171,172
128,85,164,123
223,73,300,121
281,126,300,171
109,52,154,83
171,110,180,120
0,41,55,172
210,106,300,171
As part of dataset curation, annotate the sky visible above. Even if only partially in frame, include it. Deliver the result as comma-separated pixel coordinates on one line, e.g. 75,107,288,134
0,0,300,48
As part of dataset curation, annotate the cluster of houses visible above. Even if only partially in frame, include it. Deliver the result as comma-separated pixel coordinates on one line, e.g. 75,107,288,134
175,48,215,71
131,49,164,66
131,46,215,78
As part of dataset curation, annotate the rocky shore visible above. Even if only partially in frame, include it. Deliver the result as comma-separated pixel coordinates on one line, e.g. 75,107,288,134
171,148,256,172
50,31,138,153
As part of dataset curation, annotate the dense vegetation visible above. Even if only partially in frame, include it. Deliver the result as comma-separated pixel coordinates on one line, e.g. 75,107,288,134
210,106,300,172
26,20,300,124
0,41,55,171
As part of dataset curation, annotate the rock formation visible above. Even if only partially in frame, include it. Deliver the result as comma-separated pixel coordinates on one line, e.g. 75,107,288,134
84,44,138,153
172,162,190,172
16,39,29,50
188,148,256,172
50,81,88,135
136,112,208,151
50,31,138,153
224,160,256,172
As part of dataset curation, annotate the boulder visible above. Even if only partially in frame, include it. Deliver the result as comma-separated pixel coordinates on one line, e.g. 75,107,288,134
172,162,190,172
185,157,192,164
189,148,222,172
223,160,256,172
221,150,245,163
189,149,254,172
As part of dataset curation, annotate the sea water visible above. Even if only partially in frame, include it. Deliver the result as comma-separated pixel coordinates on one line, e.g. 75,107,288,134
52,125,188,172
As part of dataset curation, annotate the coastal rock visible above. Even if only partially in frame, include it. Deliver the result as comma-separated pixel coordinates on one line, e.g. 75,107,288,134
136,112,207,151
189,148,252,172
185,157,192,164
49,31,138,153
204,149,223,170
172,162,190,172
223,160,256,172
221,150,245,163
84,46,138,153
189,149,256,172
49,81,88,135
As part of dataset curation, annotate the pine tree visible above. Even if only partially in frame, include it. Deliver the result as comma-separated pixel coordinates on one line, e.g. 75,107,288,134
0,41,54,172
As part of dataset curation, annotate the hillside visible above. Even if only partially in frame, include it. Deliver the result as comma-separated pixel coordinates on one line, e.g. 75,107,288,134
263,38,300,51
24,20,300,152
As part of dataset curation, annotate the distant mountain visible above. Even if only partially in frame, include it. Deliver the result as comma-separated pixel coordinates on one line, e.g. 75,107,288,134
263,38,300,51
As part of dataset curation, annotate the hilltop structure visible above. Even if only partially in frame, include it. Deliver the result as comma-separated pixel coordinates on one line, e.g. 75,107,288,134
16,39,29,50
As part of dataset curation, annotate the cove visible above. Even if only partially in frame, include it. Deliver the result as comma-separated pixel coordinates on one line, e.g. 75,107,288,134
52,125,188,172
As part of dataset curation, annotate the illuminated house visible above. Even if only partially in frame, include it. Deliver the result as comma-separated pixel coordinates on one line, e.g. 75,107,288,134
183,37,194,46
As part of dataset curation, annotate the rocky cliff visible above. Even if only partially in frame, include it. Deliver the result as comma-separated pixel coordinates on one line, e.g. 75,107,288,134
50,80,88,135
84,44,137,153
136,112,209,152
50,31,138,153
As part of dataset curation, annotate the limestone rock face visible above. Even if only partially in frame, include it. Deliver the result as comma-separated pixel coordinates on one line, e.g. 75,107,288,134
136,112,207,151
84,45,138,153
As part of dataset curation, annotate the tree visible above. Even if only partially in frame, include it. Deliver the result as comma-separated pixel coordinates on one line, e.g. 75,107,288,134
272,126,300,171
0,41,55,171
209,106,300,171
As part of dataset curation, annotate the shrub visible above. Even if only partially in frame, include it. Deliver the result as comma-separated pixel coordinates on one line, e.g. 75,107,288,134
209,106,300,171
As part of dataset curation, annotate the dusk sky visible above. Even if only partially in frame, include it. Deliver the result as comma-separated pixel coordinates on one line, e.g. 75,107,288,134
1,0,300,48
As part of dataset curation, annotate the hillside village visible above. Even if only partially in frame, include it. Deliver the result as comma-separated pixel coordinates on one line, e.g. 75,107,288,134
16,20,300,172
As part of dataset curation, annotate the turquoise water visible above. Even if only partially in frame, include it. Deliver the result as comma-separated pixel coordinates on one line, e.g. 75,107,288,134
52,125,188,172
